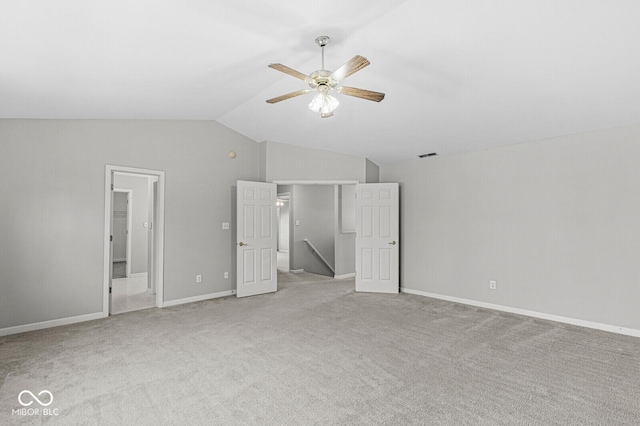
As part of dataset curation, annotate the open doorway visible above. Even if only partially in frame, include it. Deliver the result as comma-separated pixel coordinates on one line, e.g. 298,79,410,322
104,165,166,316
276,183,357,281
236,180,399,296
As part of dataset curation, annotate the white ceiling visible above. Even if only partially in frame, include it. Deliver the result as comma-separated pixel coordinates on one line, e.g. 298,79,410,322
2,1,639,164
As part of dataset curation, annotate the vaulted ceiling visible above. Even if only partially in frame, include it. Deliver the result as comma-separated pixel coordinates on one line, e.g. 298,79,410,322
2,1,639,164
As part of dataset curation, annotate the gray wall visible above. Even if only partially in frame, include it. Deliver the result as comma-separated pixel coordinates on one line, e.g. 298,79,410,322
0,119,259,329
381,124,640,330
113,173,149,274
290,185,336,276
277,200,290,252
365,158,380,183
262,140,368,182
334,185,356,277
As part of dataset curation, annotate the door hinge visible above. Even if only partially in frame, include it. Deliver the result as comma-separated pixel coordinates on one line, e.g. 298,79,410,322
110,235,113,242
111,183,114,190
109,287,112,294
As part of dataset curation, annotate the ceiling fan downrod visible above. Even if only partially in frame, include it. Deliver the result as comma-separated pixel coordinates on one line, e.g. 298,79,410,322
315,36,330,70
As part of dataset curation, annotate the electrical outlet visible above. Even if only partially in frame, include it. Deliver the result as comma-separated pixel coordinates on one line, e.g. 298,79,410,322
222,222,229,230
224,272,229,279
196,274,202,283
489,280,497,290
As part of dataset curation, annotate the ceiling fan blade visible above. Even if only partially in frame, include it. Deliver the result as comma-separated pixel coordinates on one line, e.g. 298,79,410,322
266,89,311,104
337,86,385,102
268,63,310,82
330,55,370,82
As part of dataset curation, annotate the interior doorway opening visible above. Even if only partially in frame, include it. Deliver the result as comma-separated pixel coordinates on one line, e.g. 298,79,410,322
104,165,166,316
276,183,357,281
236,180,398,297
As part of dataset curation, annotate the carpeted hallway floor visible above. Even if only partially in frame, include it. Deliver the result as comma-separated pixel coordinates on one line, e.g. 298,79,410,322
2,274,640,425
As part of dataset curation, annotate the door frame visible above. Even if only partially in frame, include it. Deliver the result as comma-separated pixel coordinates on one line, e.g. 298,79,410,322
112,188,133,277
103,165,166,316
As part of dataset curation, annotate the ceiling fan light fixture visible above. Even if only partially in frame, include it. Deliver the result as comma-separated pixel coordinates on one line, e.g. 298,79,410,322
308,93,339,117
267,36,384,117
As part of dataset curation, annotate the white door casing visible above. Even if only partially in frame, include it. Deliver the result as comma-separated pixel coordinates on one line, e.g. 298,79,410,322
104,165,165,316
355,183,399,293
108,171,114,313
236,181,277,298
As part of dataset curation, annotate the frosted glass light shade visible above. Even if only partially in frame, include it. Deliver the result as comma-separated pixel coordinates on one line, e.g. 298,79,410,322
308,93,339,117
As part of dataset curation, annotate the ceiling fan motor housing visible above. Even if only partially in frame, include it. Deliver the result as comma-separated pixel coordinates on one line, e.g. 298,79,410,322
308,70,337,91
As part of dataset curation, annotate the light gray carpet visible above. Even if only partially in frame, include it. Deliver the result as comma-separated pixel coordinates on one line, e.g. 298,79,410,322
2,275,640,425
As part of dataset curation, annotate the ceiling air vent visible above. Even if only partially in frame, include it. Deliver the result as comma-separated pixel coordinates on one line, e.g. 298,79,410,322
418,153,437,158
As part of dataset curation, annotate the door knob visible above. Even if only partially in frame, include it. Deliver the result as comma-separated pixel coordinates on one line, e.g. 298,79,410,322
238,242,247,246
388,241,396,245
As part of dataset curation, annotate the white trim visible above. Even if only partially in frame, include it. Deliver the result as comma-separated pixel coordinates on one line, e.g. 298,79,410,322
130,272,148,279
162,290,235,307
273,180,360,185
113,258,126,262
105,165,166,315
0,312,105,337
290,269,304,273
334,273,355,279
401,287,640,338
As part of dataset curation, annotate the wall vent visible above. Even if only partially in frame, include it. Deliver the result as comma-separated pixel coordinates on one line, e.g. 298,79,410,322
418,153,437,158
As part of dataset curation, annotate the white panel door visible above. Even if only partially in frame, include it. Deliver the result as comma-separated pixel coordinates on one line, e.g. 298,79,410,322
237,181,278,298
355,183,399,293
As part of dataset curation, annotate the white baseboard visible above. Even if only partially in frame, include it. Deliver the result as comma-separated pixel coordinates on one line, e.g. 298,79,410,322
290,269,304,274
0,312,106,337
130,272,148,279
334,273,355,279
401,287,640,338
162,290,235,307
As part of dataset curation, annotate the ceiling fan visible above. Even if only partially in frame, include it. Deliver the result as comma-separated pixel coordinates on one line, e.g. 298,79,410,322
266,36,385,118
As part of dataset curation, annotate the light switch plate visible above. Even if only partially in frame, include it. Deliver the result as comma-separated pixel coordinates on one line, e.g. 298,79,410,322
222,222,229,230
